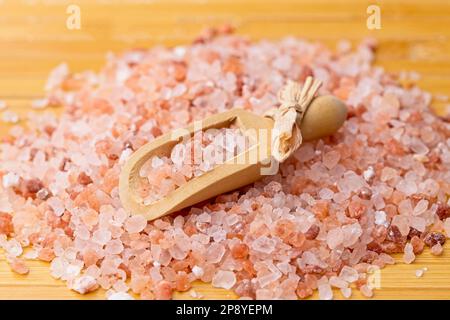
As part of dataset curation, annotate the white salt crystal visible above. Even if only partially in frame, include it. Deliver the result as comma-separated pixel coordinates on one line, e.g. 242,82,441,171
212,270,236,290
329,276,348,289
363,166,375,182
151,156,164,168
206,243,226,263
339,266,359,283
327,228,344,249
119,148,133,164
192,265,204,278
50,257,66,279
318,283,333,300
70,275,98,294
318,188,334,200
413,199,428,216
48,197,65,216
251,236,276,254
374,210,388,227
108,292,135,300
403,243,415,264
92,229,112,245
2,111,19,123
31,98,49,109
360,284,373,298
2,172,20,188
415,269,424,278
396,179,417,196
5,239,23,257
340,287,352,298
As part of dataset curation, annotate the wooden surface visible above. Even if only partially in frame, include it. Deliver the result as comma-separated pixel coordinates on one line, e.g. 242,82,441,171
0,0,449,300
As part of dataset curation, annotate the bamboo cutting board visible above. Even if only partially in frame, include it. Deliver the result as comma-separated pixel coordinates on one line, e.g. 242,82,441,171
0,0,449,300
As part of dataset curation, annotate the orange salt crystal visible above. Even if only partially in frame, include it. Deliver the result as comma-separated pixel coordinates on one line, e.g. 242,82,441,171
175,272,191,292
38,247,55,262
0,212,13,236
154,280,173,300
311,201,329,220
8,257,29,275
231,243,249,259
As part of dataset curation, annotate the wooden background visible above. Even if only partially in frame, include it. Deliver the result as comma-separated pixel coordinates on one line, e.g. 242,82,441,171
0,0,449,299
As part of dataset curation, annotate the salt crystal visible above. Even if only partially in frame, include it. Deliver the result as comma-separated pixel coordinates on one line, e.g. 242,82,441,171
322,150,340,170
413,199,428,216
124,215,147,233
206,243,225,263
251,236,276,254
339,266,359,283
70,275,98,294
318,188,334,200
360,284,373,298
47,197,65,216
318,283,333,300
403,243,415,264
415,269,424,278
5,239,23,257
327,228,344,249
92,229,112,245
340,287,352,298
329,276,348,289
0,100,6,110
2,172,20,188
363,166,375,182
430,243,443,256
192,265,204,278
108,292,135,300
212,270,236,290
374,211,388,227
2,111,19,123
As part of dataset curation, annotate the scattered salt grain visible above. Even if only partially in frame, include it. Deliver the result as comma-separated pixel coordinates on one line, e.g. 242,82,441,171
360,285,373,298
212,270,236,290
403,243,415,264
2,172,20,188
108,292,135,300
70,275,98,294
1,111,19,123
318,283,333,300
340,287,352,299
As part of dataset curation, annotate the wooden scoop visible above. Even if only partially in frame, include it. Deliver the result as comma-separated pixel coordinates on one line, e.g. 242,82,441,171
119,92,347,221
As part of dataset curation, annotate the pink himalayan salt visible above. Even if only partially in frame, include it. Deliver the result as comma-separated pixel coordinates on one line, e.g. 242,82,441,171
360,285,373,298
212,270,236,290
318,282,333,300
7,257,29,275
108,292,135,300
124,215,147,233
340,287,352,299
0,29,449,301
70,275,99,294
403,243,415,264
138,128,249,205
430,243,444,256
339,266,359,283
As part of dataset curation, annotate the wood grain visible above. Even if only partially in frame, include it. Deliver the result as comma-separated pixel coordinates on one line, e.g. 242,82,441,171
0,0,449,300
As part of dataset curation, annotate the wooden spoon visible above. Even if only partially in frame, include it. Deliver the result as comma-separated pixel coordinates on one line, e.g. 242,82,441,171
119,95,347,221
